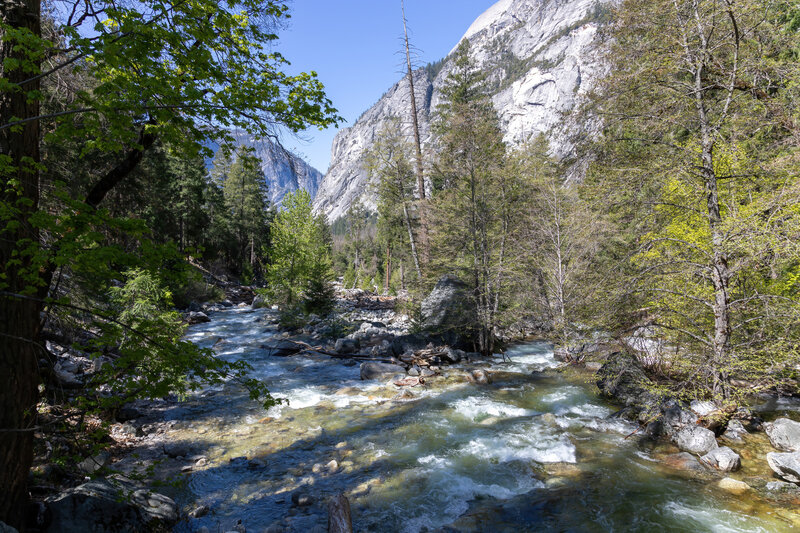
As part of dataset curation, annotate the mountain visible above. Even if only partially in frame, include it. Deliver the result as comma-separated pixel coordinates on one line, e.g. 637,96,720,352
312,0,613,222
220,133,324,208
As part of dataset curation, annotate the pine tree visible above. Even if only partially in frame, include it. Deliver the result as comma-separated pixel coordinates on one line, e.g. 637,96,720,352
266,190,334,314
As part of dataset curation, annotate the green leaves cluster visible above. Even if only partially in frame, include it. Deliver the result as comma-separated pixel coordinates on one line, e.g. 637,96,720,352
265,189,334,315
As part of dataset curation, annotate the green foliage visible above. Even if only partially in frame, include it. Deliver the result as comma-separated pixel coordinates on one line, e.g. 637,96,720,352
266,189,335,314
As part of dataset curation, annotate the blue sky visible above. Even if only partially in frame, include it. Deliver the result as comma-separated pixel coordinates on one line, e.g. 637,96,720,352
276,0,497,172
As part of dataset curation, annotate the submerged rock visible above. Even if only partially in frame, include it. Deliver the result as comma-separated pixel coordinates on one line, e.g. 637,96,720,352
717,478,750,495
701,446,741,472
765,418,800,452
261,340,304,357
360,362,405,380
663,452,706,473
45,479,177,532
766,451,800,483
672,426,718,455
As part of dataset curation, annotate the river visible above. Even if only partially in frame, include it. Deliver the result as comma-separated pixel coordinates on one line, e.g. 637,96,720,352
158,306,800,532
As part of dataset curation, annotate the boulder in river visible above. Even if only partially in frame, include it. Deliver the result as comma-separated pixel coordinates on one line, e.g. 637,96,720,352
261,340,304,357
717,477,750,495
45,479,177,532
701,446,741,472
765,418,800,452
766,451,800,483
671,426,718,455
187,311,211,324
360,362,406,380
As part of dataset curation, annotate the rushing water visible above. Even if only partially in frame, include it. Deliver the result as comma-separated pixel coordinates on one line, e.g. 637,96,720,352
162,307,800,532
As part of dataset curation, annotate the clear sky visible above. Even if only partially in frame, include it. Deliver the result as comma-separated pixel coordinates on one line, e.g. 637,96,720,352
276,0,497,173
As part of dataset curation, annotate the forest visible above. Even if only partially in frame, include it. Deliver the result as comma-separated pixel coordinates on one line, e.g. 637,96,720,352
2,0,800,532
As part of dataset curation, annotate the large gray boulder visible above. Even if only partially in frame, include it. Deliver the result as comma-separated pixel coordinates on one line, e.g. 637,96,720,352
701,446,741,472
671,426,718,455
765,418,800,452
360,362,405,381
420,275,476,333
45,480,177,532
766,451,800,483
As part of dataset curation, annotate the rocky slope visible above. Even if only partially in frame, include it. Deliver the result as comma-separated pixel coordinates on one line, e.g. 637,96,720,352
313,0,614,222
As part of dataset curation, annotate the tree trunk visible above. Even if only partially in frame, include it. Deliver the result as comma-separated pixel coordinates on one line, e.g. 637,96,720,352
384,244,392,294
0,0,42,528
401,0,429,264
402,200,422,280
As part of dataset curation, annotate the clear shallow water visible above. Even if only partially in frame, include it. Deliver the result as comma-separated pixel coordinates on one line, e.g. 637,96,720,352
164,307,800,532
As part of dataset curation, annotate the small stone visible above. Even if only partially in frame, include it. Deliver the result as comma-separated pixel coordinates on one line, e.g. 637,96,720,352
584,362,603,372
717,477,749,495
291,492,314,507
326,459,339,472
407,366,420,377
471,369,490,384
312,463,324,474
189,505,209,518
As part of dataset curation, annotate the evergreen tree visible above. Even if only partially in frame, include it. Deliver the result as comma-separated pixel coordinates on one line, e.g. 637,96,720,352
223,147,270,279
430,39,511,355
266,189,335,314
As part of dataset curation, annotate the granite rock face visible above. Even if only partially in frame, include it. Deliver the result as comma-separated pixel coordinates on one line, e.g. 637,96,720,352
313,0,616,222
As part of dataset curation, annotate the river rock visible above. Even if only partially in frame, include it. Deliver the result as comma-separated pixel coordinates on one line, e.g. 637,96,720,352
701,446,741,472
443,347,466,363
722,420,748,442
187,311,211,324
163,441,195,458
471,369,490,385
689,400,718,417
45,480,177,532
671,426,718,455
360,362,405,380
766,451,800,483
662,452,706,473
251,295,267,308
420,275,476,335
0,522,18,533
291,492,314,507
261,340,303,357
78,451,111,474
766,480,800,493
717,478,749,495
765,418,800,452
335,338,360,354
